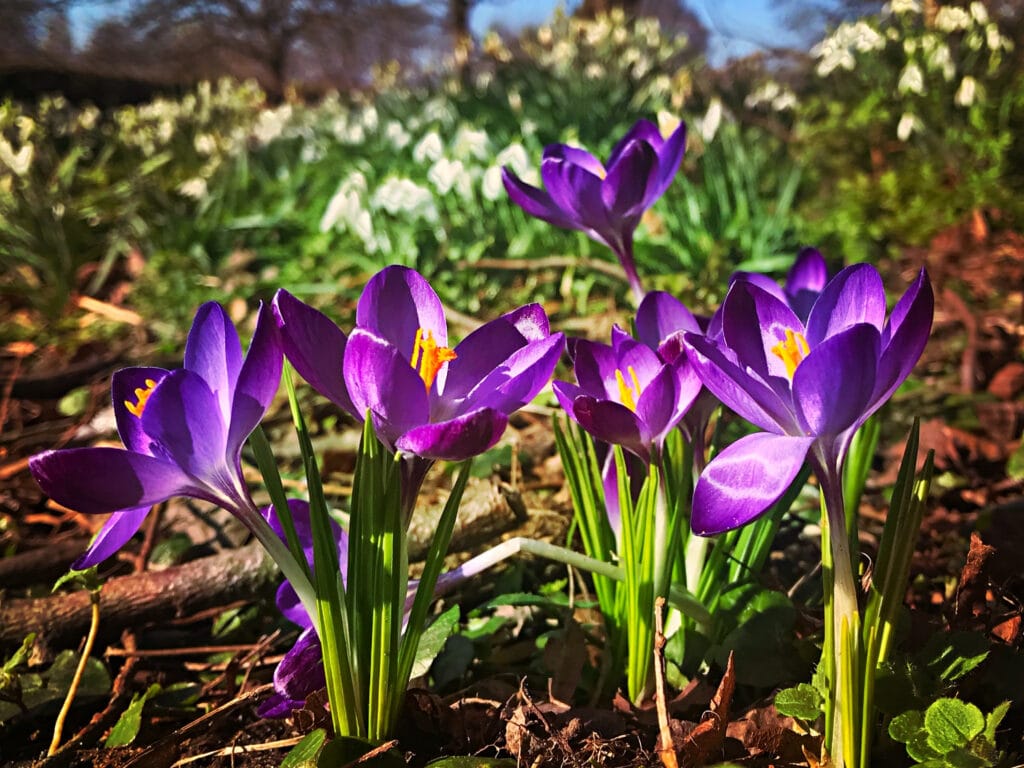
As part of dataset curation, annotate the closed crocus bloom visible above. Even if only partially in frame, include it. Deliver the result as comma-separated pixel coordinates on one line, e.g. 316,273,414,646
502,119,687,302
683,263,933,535
30,302,285,569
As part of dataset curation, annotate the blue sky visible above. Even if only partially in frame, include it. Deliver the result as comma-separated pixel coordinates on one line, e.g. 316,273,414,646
470,0,810,64
71,0,814,66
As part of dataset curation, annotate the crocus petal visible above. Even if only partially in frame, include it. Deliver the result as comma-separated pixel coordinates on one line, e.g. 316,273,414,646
258,627,324,718
805,264,886,346
343,329,429,448
228,303,283,461
785,247,828,321
356,266,447,360
72,506,151,569
636,291,700,352
607,119,661,166
683,332,798,434
543,143,606,178
653,120,687,195
874,268,933,408
692,433,814,535
601,139,658,219
570,339,621,401
112,367,168,455
634,364,684,443
141,369,229,484
455,334,565,417
722,281,804,384
571,397,648,460
273,289,355,417
395,407,508,461
444,308,551,402
501,168,577,230
792,324,880,437
541,155,610,235
29,447,192,514
610,327,663,385
184,302,242,419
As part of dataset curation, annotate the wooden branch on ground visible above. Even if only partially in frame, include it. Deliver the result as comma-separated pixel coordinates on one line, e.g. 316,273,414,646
0,543,278,649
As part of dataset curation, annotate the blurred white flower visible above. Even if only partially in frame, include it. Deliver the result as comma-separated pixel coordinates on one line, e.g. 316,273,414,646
585,62,605,80
898,63,925,94
746,81,797,111
413,132,444,164
537,25,553,46
372,177,438,223
986,23,1010,51
177,177,208,199
360,106,378,132
453,126,490,160
428,157,473,199
194,133,217,155
696,98,722,143
773,91,798,111
385,120,411,150
253,105,292,145
896,112,921,141
927,43,955,81
935,6,970,32
890,0,921,14
495,143,531,177
0,138,33,175
481,165,504,201
320,173,370,234
955,75,978,106
970,2,988,24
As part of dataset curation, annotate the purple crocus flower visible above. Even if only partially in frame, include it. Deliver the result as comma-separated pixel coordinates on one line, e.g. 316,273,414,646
502,119,687,302
553,326,702,463
275,266,564,466
29,302,286,570
730,247,829,324
683,263,933,535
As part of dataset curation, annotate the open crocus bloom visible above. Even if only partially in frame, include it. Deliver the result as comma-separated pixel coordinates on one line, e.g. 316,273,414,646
29,302,283,569
553,326,702,463
275,266,564,464
684,263,933,535
502,119,687,301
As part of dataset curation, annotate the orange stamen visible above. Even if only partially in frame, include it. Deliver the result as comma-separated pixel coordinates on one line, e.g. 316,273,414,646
410,328,457,391
125,378,159,418
615,366,642,412
770,329,810,379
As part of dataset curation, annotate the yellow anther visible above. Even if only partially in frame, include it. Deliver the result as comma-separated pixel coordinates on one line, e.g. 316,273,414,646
410,328,457,391
770,329,810,379
125,378,159,418
615,366,642,412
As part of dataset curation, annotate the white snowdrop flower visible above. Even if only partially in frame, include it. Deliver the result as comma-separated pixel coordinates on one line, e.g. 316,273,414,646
413,132,444,164
613,26,628,44
453,126,490,160
360,106,378,131
622,47,641,66
474,70,494,90
340,122,365,144
697,98,722,143
898,63,925,94
744,81,780,108
935,6,970,32
78,107,99,131
955,75,978,106
496,143,531,177
772,90,798,111
887,27,901,40
584,18,611,45
0,138,33,175
537,25,553,45
585,62,605,80
970,2,988,24
903,38,918,55
177,177,208,199
649,74,671,96
985,24,1009,51
896,112,920,141
422,98,450,125
507,89,523,112
428,157,470,197
481,165,504,201
851,21,884,51
157,119,173,143
194,133,217,155
253,105,292,145
631,56,651,79
928,43,955,80
890,0,921,14
385,120,411,150
300,142,323,164
520,118,537,137
552,40,572,63
372,178,438,223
